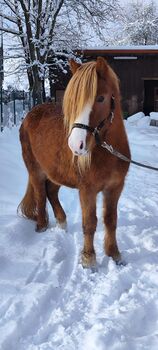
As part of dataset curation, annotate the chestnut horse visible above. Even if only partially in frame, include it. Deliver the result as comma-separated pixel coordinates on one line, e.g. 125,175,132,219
18,57,130,268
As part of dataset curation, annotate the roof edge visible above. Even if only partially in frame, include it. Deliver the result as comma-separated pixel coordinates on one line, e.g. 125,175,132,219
76,46,158,55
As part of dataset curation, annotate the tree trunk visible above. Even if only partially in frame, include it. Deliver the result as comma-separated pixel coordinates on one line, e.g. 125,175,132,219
26,66,46,106
32,78,43,105
42,80,46,102
31,65,43,105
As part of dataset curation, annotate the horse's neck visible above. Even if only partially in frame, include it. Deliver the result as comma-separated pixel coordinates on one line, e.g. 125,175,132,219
102,110,128,149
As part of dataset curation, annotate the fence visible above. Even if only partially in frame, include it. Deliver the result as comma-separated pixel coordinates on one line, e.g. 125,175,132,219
0,88,33,131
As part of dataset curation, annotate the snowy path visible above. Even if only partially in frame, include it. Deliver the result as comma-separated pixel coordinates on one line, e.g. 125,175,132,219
0,118,158,350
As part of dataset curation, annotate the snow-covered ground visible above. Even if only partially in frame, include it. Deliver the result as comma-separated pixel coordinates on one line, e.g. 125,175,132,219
0,114,158,350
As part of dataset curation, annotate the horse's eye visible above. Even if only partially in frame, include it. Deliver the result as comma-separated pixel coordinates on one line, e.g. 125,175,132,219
96,95,104,103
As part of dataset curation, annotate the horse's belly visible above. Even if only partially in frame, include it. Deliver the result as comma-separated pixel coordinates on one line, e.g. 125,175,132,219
46,167,78,188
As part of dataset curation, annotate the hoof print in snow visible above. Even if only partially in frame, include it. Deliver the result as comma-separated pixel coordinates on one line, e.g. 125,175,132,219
90,265,98,273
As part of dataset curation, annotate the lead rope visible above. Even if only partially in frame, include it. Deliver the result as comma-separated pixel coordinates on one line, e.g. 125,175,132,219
101,141,158,172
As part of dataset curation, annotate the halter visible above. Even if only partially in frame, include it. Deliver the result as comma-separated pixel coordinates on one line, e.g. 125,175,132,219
71,95,115,145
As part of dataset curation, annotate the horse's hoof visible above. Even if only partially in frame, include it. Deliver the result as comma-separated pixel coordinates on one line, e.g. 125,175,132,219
81,251,97,269
35,224,48,233
56,220,67,231
116,258,127,266
114,253,127,266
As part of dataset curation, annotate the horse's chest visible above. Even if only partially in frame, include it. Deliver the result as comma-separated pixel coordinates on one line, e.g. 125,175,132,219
89,159,122,190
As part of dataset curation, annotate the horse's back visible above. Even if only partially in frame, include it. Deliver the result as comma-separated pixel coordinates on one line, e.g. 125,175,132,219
22,103,63,131
21,102,65,157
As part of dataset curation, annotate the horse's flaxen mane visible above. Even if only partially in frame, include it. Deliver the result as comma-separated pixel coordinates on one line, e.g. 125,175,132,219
63,61,97,133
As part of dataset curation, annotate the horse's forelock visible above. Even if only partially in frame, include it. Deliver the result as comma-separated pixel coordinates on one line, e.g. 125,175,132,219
63,61,97,133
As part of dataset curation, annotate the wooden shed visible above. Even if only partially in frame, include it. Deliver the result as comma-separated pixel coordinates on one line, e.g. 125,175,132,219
50,46,158,117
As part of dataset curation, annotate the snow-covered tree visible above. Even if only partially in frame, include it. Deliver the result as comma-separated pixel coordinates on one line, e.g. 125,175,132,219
125,0,158,45
0,0,119,104
104,0,158,46
124,0,158,45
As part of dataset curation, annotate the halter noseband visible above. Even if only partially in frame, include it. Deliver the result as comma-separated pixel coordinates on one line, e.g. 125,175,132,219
71,95,115,145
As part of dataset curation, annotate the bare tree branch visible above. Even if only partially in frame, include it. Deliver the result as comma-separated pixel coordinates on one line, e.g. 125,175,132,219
0,11,18,24
0,25,20,35
3,0,18,14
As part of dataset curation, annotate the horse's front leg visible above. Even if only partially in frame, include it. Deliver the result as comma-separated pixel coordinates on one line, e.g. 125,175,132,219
79,188,97,268
103,183,124,263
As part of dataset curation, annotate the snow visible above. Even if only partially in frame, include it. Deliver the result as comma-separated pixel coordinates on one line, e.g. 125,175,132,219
126,112,151,128
0,118,158,350
126,112,145,122
150,112,158,121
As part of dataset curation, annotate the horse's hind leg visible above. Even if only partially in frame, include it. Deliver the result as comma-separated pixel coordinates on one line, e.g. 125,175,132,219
30,173,48,232
103,182,124,263
46,180,67,229
19,125,48,232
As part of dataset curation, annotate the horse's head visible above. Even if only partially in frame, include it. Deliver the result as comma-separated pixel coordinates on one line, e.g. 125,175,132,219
63,57,119,161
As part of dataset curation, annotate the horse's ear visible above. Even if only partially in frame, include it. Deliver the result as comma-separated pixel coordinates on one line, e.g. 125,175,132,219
69,59,81,74
96,57,108,79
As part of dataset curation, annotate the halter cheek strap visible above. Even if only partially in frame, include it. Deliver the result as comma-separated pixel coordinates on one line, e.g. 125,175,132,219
71,95,115,145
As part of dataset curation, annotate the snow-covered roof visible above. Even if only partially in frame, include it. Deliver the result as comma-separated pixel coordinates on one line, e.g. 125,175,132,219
81,45,158,50
77,45,158,54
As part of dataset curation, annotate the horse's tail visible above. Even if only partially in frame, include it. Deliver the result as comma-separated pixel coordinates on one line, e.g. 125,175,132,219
18,178,37,220
17,124,37,221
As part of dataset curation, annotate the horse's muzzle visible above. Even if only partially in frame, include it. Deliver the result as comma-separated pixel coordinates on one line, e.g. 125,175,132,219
68,131,88,156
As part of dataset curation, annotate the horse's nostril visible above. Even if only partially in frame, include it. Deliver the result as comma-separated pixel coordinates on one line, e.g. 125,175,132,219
79,141,84,150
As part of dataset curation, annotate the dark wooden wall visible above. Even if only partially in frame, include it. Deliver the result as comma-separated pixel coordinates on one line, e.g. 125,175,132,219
106,55,158,116
50,52,158,117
